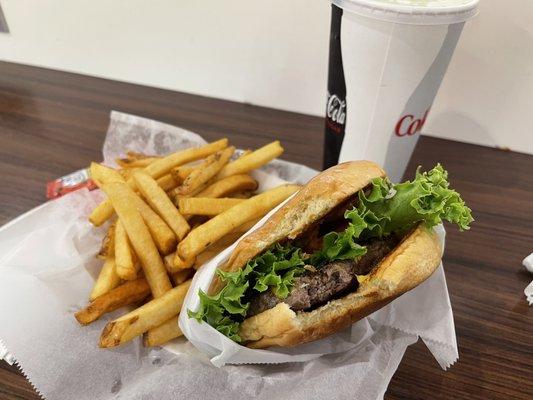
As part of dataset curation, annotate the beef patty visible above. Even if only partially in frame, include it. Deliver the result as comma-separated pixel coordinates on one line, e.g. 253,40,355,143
247,235,399,317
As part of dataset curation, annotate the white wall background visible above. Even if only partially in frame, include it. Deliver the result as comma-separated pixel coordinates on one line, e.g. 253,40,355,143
427,0,533,154
0,0,531,154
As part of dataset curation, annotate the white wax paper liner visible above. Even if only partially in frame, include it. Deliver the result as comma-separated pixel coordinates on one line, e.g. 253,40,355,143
0,338,14,365
523,253,533,305
0,111,458,400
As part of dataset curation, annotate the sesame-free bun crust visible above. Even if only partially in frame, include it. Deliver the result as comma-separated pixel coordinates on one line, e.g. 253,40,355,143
207,161,442,348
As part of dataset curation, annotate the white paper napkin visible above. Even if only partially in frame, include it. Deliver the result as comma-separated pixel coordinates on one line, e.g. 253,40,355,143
523,253,533,305
0,111,458,400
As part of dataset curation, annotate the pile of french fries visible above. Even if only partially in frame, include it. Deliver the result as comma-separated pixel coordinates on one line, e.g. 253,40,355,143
74,139,300,348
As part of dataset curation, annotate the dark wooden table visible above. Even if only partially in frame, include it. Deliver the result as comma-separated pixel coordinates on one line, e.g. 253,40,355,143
0,61,531,400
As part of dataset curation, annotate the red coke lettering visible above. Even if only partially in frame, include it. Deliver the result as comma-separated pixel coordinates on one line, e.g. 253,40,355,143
394,108,430,137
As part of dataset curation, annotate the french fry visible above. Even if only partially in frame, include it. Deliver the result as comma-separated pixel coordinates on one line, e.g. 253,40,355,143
163,225,248,273
114,220,139,280
144,316,183,347
217,141,283,179
102,182,172,298
211,229,246,248
90,164,176,253
175,149,248,190
238,149,253,158
116,157,159,169
89,200,115,227
172,252,196,272
97,222,116,259
99,280,191,348
195,174,258,198
89,163,126,226
90,140,228,226
193,220,256,271
143,139,228,180
233,218,261,233
118,168,133,180
163,253,175,273
178,184,300,260
156,173,180,191
75,278,150,325
126,151,158,159
133,197,177,255
177,197,244,216
133,171,190,240
229,191,254,199
192,227,253,270
90,257,121,301
170,166,194,183
171,269,194,285
89,162,123,186
173,146,235,196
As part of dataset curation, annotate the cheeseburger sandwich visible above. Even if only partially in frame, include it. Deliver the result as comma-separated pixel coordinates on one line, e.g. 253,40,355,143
189,161,473,348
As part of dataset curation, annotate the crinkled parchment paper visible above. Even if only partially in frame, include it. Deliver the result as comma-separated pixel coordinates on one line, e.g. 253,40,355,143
0,111,457,400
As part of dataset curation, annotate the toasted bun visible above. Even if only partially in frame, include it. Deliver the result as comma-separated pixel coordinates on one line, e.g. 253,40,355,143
209,161,386,294
239,224,442,348
208,161,442,348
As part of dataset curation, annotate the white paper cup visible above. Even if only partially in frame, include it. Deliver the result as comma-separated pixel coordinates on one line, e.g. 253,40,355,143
323,0,479,182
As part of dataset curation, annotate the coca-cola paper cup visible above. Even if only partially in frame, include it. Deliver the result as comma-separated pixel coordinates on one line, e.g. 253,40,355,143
324,0,479,182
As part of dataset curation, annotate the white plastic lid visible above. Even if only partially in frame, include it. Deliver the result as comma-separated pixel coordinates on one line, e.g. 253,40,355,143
331,0,479,25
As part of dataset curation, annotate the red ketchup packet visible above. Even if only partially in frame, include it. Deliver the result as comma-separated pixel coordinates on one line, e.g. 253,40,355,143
46,168,98,199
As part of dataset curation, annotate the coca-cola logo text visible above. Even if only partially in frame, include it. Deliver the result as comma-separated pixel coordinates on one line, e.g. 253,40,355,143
394,108,430,137
326,93,346,126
